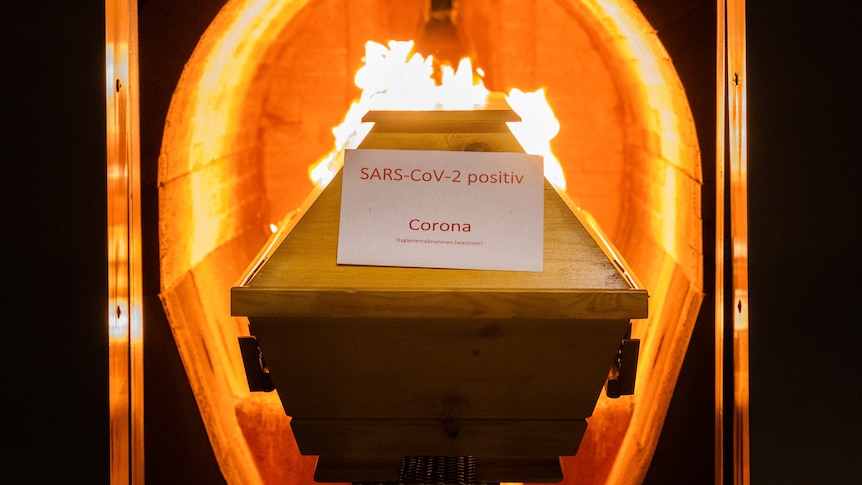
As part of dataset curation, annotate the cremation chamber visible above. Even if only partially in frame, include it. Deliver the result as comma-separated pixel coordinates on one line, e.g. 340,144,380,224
231,100,649,483
157,1,704,484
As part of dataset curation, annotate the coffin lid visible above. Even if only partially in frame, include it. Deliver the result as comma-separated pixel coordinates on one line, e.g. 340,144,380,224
231,98,648,321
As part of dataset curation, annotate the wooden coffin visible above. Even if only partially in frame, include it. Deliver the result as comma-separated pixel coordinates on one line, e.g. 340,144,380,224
231,97,648,483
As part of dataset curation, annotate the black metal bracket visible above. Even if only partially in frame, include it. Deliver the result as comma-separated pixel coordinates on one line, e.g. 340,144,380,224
238,336,276,392
606,323,640,398
353,456,500,485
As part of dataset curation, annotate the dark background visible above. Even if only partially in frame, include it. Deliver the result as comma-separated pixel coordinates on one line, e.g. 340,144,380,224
5,0,859,483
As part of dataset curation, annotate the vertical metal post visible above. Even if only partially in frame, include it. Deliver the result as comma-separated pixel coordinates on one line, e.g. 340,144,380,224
717,0,750,483
106,0,143,483
726,0,750,482
715,2,727,483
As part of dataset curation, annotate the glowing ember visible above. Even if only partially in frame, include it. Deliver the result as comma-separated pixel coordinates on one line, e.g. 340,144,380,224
309,40,565,190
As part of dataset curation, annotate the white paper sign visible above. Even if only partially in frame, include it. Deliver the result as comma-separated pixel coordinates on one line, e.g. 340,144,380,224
337,149,544,272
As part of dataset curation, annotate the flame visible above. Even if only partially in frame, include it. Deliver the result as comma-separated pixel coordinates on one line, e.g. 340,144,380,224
309,40,565,190
506,87,564,189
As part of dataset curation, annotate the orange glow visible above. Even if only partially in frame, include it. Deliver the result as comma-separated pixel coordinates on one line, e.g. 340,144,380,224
177,0,308,269
591,0,688,260
308,40,566,190
156,1,705,485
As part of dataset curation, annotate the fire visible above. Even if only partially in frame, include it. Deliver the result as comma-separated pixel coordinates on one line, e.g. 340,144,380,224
309,40,565,190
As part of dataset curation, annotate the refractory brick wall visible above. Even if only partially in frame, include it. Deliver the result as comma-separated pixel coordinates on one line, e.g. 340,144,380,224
156,1,704,484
